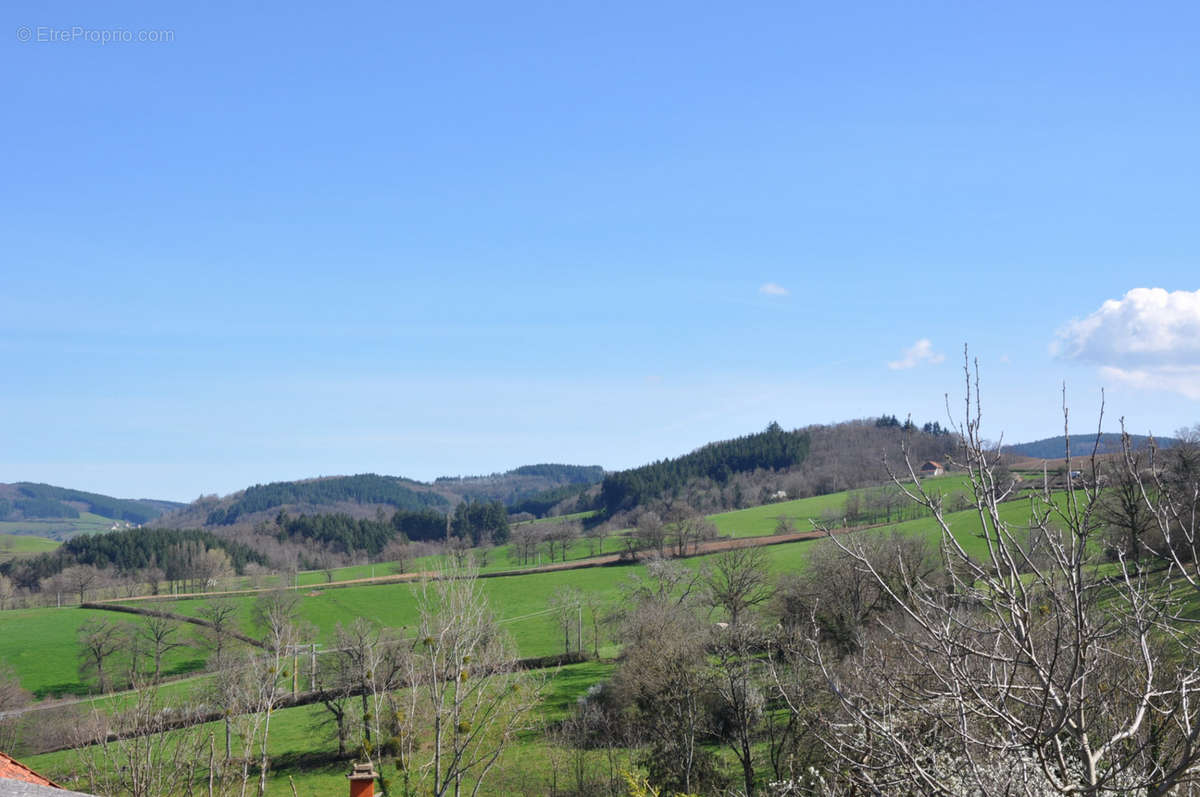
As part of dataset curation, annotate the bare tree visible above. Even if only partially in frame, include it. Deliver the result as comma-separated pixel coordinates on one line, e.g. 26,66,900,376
634,510,667,557
197,599,241,673
1099,447,1157,571
330,618,406,764
508,524,541,566
547,585,583,654
249,590,301,795
78,619,127,693
612,597,717,794
141,615,187,682
76,685,207,797
382,536,411,574
0,573,14,611
786,355,1200,794
1123,422,1200,587
61,564,104,604
776,530,938,656
0,664,29,753
703,546,773,627
709,623,767,796
404,563,543,797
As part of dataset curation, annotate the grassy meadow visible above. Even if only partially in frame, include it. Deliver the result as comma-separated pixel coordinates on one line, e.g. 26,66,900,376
0,512,124,542
0,532,60,563
0,479,1072,794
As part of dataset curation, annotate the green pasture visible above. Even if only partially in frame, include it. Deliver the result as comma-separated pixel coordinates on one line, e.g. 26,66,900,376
0,606,206,698
26,659,619,797
0,512,120,542
0,533,60,562
0,484,1061,700
709,474,975,538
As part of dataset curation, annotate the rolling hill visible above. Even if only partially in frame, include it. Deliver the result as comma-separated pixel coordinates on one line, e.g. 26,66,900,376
157,464,607,530
0,483,186,541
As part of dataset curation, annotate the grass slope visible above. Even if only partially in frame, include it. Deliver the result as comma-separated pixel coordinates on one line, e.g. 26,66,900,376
0,533,60,562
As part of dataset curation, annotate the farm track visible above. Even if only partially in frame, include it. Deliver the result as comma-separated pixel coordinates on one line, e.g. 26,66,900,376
2,522,887,727
89,522,881,605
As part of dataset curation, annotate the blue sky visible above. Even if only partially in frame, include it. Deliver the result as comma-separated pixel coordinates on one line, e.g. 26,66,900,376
4,1,1199,501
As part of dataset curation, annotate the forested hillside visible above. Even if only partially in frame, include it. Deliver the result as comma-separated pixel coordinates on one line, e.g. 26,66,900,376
204,473,449,525
0,483,183,525
599,422,811,514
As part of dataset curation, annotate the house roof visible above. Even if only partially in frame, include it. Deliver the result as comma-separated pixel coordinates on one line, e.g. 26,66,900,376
921,461,943,469
0,753,57,788
0,752,94,795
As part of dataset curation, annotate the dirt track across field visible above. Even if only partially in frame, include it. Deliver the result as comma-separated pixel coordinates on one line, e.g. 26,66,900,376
94,523,880,606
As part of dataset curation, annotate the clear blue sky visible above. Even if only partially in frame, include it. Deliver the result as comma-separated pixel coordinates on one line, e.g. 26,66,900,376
4,1,1199,501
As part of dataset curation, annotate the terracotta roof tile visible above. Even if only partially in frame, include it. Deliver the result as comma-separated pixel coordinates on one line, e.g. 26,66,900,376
0,752,59,787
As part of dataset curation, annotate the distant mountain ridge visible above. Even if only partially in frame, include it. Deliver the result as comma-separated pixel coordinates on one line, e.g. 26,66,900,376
0,482,185,525
159,463,607,530
1002,433,1180,460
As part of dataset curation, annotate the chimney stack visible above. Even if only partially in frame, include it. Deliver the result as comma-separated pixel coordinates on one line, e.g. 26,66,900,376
347,761,377,797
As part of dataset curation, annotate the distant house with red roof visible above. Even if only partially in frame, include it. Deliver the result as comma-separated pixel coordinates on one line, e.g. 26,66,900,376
0,752,95,796
920,460,945,477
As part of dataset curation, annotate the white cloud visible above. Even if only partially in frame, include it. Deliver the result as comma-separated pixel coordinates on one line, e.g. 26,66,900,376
1100,365,1200,400
759,282,789,296
1054,288,1200,398
888,339,945,370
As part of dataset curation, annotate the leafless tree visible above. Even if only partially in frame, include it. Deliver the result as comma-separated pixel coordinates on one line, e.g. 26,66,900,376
141,615,187,682
508,524,541,566
667,507,717,557
403,563,543,797
248,590,302,795
330,617,406,764
703,546,773,627
78,618,127,693
634,510,667,557
709,623,767,796
197,599,241,673
0,573,14,611
381,536,411,574
548,585,583,654
786,355,1200,795
776,530,938,656
611,597,717,794
1122,422,1200,588
60,564,104,604
75,684,207,797
0,665,29,753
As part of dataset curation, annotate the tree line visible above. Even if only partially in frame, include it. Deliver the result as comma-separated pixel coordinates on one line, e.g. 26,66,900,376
0,527,267,591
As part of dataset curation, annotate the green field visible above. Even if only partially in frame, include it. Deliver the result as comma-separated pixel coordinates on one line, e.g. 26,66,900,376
0,512,126,542
0,606,206,698
0,481,1044,700
23,659,621,796
2,485,1074,795
0,533,60,562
